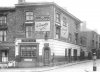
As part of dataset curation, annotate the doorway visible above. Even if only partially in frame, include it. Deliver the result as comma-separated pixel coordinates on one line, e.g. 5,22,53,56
68,49,71,62
1,50,8,62
73,49,77,61
43,47,50,66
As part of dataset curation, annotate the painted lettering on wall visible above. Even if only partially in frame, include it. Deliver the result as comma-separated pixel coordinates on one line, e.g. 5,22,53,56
35,21,50,31
61,26,68,38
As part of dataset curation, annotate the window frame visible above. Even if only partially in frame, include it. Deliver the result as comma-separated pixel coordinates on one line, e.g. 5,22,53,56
0,30,7,41
0,16,7,25
25,26,33,38
63,17,67,27
20,45,37,57
25,11,34,21
56,12,61,23
55,25,61,39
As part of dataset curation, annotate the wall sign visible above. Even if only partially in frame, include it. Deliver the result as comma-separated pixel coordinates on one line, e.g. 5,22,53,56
61,27,68,38
44,43,49,47
61,14,68,38
35,21,50,31
35,15,50,21
22,39,36,42
35,15,50,31
24,59,32,61
61,24,68,38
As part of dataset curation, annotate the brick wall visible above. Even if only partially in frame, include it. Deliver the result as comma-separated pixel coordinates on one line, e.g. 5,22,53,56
54,6,80,44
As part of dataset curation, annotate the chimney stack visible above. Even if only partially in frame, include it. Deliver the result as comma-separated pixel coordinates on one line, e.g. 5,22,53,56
18,0,25,4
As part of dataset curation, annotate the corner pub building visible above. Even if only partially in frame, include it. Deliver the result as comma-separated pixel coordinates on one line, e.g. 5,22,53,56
0,0,82,67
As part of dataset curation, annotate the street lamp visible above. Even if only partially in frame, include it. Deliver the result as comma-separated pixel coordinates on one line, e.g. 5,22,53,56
92,49,97,72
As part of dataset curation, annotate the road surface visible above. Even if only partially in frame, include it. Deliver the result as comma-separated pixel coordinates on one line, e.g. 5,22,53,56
0,59,100,72
44,60,100,72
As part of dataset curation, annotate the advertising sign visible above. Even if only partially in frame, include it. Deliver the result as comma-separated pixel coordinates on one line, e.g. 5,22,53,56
35,15,50,31
35,15,50,21
61,14,68,38
61,26,68,38
35,21,50,31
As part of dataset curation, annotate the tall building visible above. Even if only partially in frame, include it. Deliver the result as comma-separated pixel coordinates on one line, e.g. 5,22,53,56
80,22,100,59
0,1,82,67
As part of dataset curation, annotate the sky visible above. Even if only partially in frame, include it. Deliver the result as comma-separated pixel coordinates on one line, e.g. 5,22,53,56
0,0,100,34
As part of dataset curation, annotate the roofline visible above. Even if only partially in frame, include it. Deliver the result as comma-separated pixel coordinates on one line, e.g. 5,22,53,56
53,2,82,23
15,2,54,6
15,2,82,23
0,7,15,11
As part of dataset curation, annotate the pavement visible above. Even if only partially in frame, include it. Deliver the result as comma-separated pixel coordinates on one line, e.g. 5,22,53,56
0,60,91,72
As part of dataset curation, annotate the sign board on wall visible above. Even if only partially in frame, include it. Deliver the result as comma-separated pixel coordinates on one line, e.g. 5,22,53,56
61,26,68,38
35,21,50,31
35,15,50,31
35,15,50,21
61,14,68,38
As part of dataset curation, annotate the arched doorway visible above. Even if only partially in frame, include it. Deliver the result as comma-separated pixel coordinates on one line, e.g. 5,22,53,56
43,46,51,66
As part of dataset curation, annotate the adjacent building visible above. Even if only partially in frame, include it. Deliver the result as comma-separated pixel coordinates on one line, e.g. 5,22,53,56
0,0,82,67
80,22,100,59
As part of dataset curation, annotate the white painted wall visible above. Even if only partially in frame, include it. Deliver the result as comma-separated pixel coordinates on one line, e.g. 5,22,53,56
15,39,81,57
37,39,80,56
52,40,80,56
36,39,54,56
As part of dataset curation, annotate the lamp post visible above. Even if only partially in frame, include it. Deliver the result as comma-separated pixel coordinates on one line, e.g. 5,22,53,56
92,49,97,72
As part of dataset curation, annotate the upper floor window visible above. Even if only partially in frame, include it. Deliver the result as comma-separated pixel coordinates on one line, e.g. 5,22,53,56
56,12,60,23
26,26,33,38
75,33,78,44
55,25,61,39
92,40,94,47
80,36,86,46
0,16,6,25
68,33,72,42
96,41,98,48
0,30,6,41
63,17,67,27
25,12,33,21
76,24,79,30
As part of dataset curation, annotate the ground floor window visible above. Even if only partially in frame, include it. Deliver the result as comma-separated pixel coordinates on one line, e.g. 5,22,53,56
65,49,67,57
20,45,37,57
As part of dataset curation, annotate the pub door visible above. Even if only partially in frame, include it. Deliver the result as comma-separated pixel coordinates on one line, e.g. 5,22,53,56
44,47,50,66
68,49,71,62
73,49,77,61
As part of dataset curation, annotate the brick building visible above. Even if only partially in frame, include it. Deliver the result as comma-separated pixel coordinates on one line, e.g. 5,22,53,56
80,22,100,59
0,0,82,67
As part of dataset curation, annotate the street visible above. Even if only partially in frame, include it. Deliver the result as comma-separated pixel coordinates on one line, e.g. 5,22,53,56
0,59,100,72
44,60,99,72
